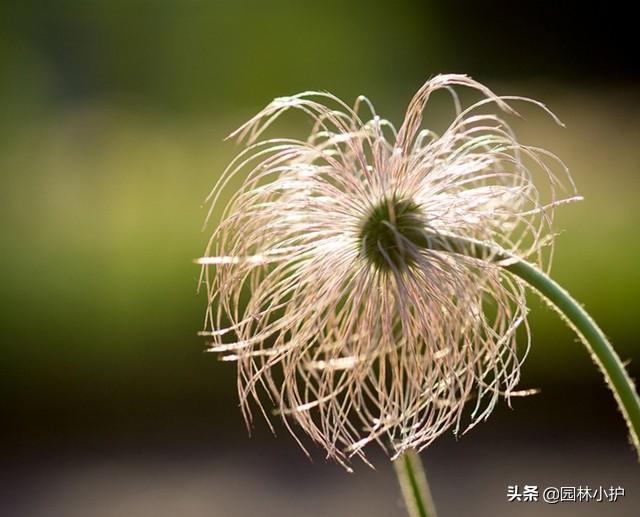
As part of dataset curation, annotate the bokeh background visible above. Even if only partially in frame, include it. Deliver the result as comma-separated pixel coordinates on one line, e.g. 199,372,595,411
2,2,639,516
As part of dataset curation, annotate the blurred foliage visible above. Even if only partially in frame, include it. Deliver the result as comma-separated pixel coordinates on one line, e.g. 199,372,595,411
1,0,447,119
1,1,639,444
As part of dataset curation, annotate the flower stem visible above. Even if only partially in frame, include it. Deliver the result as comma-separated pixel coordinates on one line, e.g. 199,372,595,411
504,258,640,455
394,450,437,517
422,232,640,456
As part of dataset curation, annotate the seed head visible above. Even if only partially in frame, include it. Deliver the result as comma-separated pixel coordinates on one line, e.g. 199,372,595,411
198,74,578,470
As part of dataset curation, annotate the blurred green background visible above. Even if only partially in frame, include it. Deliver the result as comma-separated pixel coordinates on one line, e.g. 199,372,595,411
2,2,639,516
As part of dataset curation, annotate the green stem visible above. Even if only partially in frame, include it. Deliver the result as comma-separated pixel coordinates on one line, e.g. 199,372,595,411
424,232,640,455
394,450,437,517
504,258,640,454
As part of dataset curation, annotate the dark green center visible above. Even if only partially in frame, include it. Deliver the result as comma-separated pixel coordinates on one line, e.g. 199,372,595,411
358,196,426,271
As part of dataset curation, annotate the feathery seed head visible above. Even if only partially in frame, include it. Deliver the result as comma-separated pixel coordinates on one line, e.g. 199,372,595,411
198,74,578,470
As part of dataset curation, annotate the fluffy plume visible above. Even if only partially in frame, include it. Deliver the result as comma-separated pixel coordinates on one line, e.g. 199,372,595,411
198,74,578,470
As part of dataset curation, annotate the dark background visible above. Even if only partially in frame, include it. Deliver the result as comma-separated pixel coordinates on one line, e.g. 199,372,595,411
2,2,639,516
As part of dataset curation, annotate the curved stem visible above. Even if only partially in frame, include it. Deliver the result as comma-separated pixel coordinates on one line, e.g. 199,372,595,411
504,258,640,455
423,232,640,456
394,450,437,517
